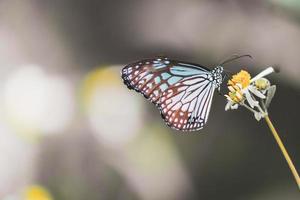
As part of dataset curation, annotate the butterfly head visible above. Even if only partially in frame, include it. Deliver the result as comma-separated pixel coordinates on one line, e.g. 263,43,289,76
211,66,224,90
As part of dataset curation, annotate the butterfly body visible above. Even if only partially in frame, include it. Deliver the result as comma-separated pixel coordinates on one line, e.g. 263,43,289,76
121,57,224,131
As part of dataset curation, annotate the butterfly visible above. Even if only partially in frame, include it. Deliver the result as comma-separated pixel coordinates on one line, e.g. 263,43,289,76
121,55,250,131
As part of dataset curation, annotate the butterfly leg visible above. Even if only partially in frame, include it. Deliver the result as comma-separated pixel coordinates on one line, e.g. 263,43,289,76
217,87,225,96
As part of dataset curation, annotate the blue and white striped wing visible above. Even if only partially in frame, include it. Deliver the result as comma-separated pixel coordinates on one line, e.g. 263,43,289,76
121,57,215,131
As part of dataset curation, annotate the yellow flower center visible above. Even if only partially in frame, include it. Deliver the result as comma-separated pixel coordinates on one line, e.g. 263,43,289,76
226,70,251,103
228,70,251,88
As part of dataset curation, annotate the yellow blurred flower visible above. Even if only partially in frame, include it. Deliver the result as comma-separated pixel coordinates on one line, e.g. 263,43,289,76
80,67,120,109
79,66,143,147
227,70,251,88
24,185,53,200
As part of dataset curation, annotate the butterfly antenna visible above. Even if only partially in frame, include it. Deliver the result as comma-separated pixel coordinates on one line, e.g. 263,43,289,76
219,54,253,66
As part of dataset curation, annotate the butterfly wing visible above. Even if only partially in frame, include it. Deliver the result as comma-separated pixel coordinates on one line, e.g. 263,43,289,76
121,57,216,131
159,76,215,131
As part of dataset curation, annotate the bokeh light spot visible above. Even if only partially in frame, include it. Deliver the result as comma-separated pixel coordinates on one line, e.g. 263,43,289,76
3,65,75,137
80,66,144,147
24,185,53,200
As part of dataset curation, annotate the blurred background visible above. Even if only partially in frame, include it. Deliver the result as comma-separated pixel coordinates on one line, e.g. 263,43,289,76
0,0,299,199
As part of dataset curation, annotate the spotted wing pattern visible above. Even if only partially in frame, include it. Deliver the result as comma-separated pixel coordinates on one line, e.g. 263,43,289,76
121,57,216,131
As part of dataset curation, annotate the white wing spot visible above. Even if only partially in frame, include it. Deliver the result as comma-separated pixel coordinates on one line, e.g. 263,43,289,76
167,92,173,98
172,102,182,110
181,104,189,112
139,80,145,85
183,79,200,85
178,86,188,92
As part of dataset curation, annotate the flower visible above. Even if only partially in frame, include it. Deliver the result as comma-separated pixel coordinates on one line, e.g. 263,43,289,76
225,67,276,121
227,83,243,102
24,185,53,200
224,67,300,189
225,83,243,110
227,70,251,88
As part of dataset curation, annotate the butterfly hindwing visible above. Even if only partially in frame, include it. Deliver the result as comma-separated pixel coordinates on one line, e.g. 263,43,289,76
121,57,216,131
158,75,215,131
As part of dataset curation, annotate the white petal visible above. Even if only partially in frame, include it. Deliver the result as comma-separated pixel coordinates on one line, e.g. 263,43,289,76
224,95,232,101
244,90,258,108
265,85,276,108
225,101,233,111
248,85,266,99
254,112,262,121
231,104,239,110
250,67,275,83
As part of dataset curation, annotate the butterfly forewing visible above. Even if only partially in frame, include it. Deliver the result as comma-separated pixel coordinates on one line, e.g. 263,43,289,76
121,57,217,131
